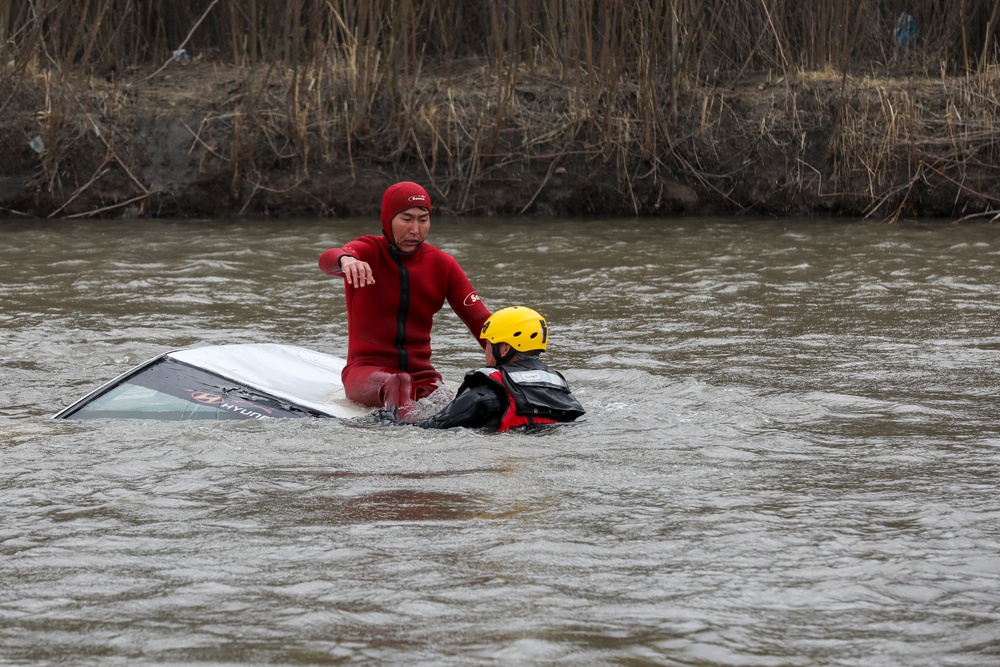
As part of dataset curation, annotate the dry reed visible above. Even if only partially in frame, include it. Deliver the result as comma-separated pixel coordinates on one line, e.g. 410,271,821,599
2,1,999,218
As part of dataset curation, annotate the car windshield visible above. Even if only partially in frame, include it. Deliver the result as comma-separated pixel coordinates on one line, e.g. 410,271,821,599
60,358,316,420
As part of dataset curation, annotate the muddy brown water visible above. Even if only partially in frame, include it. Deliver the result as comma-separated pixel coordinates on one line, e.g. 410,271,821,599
2,217,999,666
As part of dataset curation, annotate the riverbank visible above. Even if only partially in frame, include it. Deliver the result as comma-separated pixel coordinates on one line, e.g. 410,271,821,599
2,60,999,221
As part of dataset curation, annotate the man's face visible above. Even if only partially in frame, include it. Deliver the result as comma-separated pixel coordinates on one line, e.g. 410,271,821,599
390,207,430,253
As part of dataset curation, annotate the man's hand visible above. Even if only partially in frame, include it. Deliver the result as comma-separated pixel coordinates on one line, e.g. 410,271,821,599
340,256,375,288
372,405,404,426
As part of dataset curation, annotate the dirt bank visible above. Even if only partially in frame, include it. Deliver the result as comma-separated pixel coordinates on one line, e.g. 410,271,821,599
2,62,999,221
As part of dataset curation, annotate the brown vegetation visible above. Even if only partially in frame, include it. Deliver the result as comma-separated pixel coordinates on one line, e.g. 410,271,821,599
1,1,999,221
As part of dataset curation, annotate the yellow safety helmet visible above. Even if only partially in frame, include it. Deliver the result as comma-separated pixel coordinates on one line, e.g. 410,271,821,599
480,306,548,352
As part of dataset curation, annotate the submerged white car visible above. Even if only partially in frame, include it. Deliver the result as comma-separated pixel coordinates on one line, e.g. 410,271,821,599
54,344,371,421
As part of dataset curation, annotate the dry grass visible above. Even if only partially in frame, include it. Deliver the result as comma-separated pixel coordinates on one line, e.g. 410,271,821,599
2,1,999,219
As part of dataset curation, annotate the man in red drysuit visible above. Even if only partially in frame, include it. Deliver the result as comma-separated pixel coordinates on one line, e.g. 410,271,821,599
318,181,491,414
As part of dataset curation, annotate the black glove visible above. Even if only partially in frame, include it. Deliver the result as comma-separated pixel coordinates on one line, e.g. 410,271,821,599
372,404,403,425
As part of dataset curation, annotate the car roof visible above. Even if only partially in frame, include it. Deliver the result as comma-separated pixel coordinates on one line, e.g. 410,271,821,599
166,343,370,419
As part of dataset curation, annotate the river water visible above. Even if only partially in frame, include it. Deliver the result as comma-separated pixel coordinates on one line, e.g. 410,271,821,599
1,217,998,666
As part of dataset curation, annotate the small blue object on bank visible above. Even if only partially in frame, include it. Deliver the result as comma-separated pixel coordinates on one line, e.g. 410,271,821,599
173,48,189,63
894,12,919,52
29,136,45,154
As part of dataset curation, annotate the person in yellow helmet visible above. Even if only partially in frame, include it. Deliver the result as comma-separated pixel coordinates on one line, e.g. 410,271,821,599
375,306,584,431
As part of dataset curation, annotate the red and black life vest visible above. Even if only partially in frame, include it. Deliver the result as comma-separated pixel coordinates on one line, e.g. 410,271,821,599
466,359,585,432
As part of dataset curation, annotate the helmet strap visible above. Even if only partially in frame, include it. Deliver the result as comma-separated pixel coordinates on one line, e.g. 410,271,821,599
492,342,517,366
